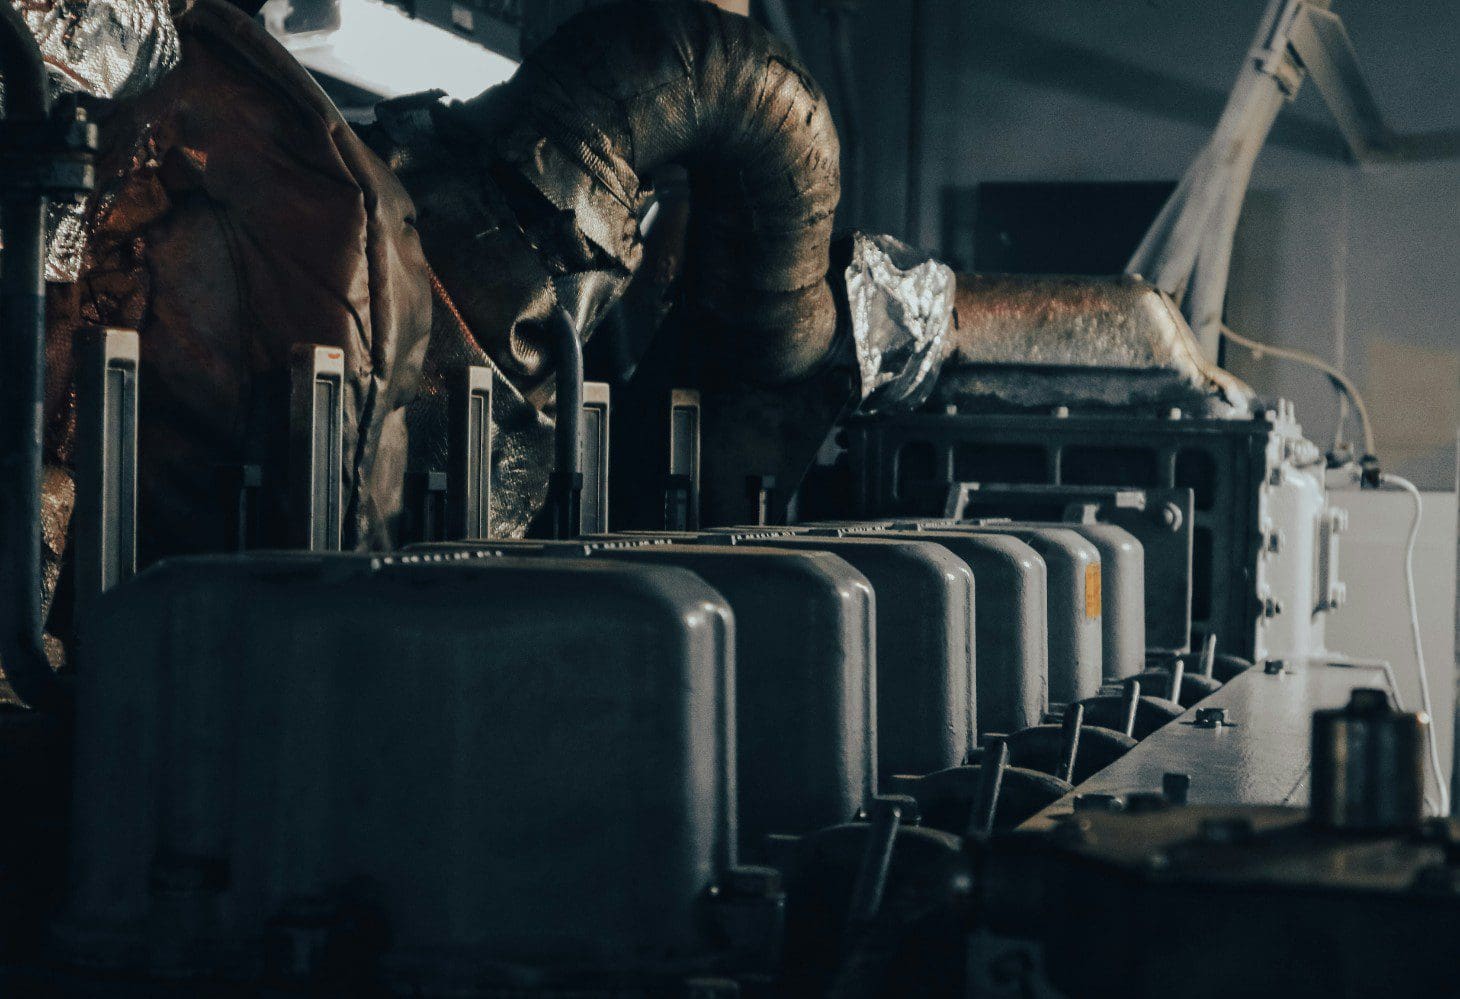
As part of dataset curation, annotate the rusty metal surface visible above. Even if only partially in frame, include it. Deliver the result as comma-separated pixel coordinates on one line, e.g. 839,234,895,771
939,274,1254,417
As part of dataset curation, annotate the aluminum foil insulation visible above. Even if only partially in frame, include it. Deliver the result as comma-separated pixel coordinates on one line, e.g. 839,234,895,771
846,231,955,412
5,0,180,281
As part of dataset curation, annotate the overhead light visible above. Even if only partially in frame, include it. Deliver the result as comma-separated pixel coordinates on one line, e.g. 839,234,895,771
263,0,519,101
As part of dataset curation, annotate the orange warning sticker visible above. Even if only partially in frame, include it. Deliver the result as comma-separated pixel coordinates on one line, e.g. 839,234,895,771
1085,563,1102,619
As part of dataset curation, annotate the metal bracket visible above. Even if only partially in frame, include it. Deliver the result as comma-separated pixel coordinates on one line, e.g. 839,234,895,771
447,365,492,539
73,327,138,625
288,344,345,551
665,388,702,531
580,381,611,535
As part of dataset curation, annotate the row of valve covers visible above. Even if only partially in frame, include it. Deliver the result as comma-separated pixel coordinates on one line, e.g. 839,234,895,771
12,325,1439,998
59,521,1114,984
39,407,1404,997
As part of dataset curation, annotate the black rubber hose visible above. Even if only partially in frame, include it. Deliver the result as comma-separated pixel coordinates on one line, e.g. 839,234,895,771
0,2,68,713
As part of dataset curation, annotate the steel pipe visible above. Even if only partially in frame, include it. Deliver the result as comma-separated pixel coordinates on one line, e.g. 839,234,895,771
0,2,64,712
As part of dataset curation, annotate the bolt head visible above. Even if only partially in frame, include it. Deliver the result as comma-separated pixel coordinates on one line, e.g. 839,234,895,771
1195,707,1228,729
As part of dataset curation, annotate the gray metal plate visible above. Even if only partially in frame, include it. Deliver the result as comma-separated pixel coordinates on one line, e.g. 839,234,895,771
1022,658,1392,831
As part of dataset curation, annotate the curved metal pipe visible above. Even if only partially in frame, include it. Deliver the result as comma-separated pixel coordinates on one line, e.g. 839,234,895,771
0,2,68,712
547,307,583,539
441,0,842,387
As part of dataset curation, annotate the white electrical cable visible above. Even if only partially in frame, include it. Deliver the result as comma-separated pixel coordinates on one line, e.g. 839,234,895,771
1222,324,1376,458
1382,472,1448,816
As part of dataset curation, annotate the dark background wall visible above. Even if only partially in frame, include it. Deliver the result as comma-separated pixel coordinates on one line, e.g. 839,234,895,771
785,0,1460,489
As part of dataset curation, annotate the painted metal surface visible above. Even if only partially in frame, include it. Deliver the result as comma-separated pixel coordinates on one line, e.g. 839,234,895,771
942,274,1253,414
1023,658,1392,832
61,553,737,982
715,533,977,780
992,520,1146,681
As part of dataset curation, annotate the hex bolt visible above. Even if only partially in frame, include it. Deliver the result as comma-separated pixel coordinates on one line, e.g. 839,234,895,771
1264,660,1287,675
1195,707,1228,729
1162,772,1192,805
1073,792,1124,814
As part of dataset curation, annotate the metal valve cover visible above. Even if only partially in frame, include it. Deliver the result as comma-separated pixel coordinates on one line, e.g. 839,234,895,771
839,529,1049,736
587,545,877,859
58,552,736,986
711,533,977,781
923,524,1103,704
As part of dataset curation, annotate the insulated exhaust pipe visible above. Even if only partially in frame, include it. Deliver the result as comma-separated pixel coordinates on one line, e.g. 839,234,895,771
0,6,96,712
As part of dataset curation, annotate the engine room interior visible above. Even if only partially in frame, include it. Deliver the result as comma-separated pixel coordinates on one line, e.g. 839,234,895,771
1,0,1457,996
